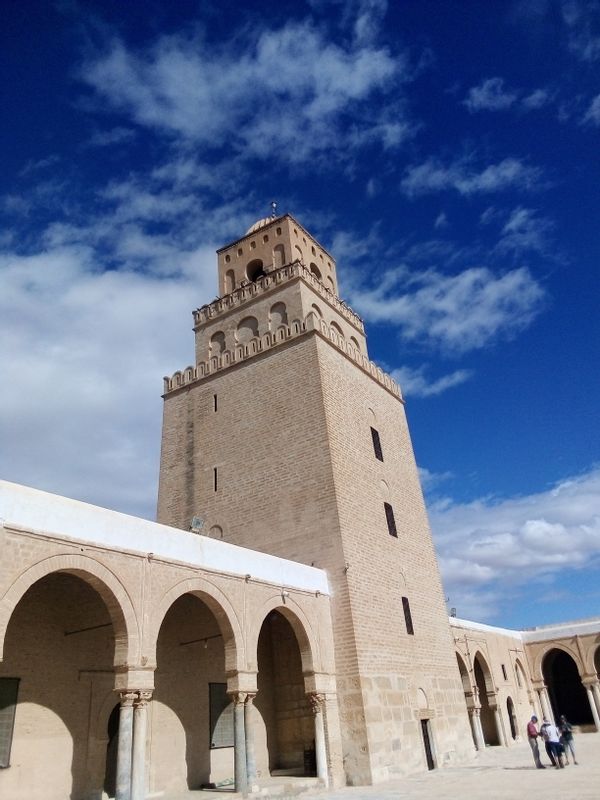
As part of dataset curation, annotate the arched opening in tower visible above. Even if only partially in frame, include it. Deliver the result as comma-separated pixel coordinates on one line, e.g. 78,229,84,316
542,648,592,725
246,259,266,282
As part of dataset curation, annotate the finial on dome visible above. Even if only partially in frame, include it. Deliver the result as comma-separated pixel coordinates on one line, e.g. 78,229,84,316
271,200,277,219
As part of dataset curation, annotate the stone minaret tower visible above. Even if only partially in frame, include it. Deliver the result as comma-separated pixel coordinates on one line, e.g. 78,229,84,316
157,213,473,783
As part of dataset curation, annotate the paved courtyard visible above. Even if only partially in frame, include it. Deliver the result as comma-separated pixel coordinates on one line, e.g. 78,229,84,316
161,732,599,800
300,732,600,800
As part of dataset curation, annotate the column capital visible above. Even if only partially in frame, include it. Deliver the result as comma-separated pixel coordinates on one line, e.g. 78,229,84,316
119,691,137,707
244,692,257,706
581,676,599,688
228,690,248,706
134,690,153,707
307,692,326,714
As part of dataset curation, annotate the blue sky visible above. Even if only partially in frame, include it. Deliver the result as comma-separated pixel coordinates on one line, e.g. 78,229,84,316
1,0,599,628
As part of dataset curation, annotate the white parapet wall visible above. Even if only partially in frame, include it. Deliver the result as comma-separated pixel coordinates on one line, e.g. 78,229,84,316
0,480,329,595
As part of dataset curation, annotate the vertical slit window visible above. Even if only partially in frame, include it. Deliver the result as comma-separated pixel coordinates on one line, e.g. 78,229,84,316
501,664,508,681
384,502,397,537
213,394,218,412
213,467,218,492
370,427,383,461
0,677,20,768
402,597,414,635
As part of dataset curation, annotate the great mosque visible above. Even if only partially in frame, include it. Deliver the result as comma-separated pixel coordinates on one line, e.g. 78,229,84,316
1,214,599,800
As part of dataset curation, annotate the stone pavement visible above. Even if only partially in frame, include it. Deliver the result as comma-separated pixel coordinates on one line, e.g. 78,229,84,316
160,733,599,800
300,732,600,800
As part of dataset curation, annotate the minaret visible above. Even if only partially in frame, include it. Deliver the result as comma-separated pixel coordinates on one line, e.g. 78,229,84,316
157,213,473,783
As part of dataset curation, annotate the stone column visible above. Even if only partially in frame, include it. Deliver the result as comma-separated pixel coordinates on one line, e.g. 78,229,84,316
583,682,600,731
492,705,507,746
469,707,485,750
131,691,152,800
231,692,248,796
308,692,329,787
591,681,600,720
115,692,136,800
537,687,552,721
244,693,257,789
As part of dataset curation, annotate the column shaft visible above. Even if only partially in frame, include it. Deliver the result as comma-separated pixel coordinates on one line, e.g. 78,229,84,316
493,707,507,746
538,688,552,721
591,681,600,719
470,708,485,750
131,693,151,800
244,694,257,788
233,694,248,796
308,693,329,787
115,693,135,800
585,685,600,731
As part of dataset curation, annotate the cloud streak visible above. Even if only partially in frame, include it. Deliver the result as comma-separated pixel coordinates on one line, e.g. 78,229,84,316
350,264,545,353
81,20,413,163
429,467,600,621
401,156,542,197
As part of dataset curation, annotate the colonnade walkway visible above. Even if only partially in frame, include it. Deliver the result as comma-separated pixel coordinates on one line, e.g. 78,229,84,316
162,732,599,800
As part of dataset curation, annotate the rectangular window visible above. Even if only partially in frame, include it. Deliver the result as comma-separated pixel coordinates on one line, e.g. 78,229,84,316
370,427,384,461
402,597,414,635
209,683,234,749
501,664,508,681
213,394,218,412
0,678,19,768
384,502,397,537
213,467,218,492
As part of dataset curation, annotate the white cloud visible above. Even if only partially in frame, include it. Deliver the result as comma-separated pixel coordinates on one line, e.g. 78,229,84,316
496,206,554,254
429,467,600,621
583,93,600,124
81,20,412,163
562,0,600,62
350,264,545,353
434,212,448,229
401,156,542,197
0,238,216,520
522,88,551,109
391,365,472,397
464,77,518,112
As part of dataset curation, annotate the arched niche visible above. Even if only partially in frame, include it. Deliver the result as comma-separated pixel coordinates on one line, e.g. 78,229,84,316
330,321,345,341
236,316,259,344
273,244,286,269
210,331,226,356
269,302,288,330
224,269,235,294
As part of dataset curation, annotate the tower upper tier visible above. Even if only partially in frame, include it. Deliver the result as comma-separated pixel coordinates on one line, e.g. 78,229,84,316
217,213,338,297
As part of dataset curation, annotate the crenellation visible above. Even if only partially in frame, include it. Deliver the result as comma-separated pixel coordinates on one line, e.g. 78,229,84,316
164,313,402,402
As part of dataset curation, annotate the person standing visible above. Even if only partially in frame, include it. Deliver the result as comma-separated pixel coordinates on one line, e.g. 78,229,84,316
540,718,564,768
558,715,578,765
526,715,545,769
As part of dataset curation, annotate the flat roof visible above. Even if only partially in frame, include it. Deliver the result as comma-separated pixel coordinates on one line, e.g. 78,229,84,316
0,480,329,595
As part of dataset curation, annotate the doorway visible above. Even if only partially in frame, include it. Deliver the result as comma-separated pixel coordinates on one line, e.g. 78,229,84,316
420,719,435,770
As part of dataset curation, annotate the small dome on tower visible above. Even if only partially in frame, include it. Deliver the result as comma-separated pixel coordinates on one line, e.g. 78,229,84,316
246,217,274,234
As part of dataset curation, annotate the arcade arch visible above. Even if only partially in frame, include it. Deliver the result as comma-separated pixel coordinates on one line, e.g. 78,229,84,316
542,648,593,725
473,652,500,746
151,592,234,792
0,571,122,800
